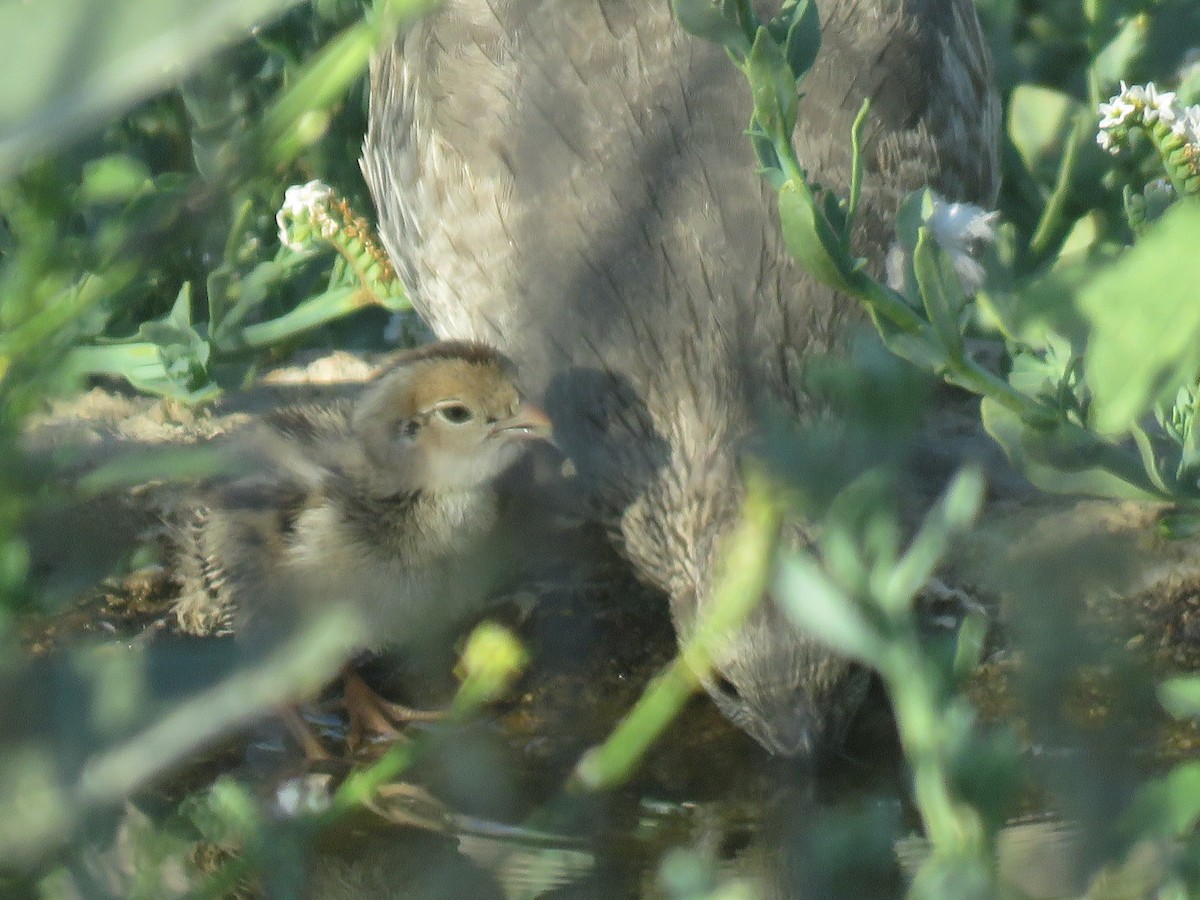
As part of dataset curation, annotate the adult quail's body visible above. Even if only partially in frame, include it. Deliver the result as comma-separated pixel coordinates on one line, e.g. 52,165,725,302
362,2,999,755
173,341,552,698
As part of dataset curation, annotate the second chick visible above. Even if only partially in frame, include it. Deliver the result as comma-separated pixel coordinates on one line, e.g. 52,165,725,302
173,341,553,741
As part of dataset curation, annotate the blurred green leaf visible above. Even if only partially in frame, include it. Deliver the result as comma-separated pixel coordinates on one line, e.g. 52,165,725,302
1008,85,1080,188
671,0,752,58
952,604,988,682
0,746,73,866
0,0,305,176
1156,512,1200,539
774,551,883,663
747,27,799,142
1125,761,1200,838
1092,13,1150,90
452,622,529,713
1083,202,1200,435
981,398,1162,500
79,155,152,204
881,468,983,613
1159,676,1200,719
262,0,441,165
77,443,235,494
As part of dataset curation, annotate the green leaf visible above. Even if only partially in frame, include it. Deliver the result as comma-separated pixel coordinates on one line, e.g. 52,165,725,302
78,155,152,204
1157,512,1200,540
952,605,989,683
1082,203,1200,435
747,27,799,141
0,746,72,864
875,319,950,373
774,551,884,664
671,0,752,57
779,0,821,79
69,284,219,402
263,5,440,166
1130,423,1175,496
0,0,306,176
913,227,968,355
778,178,854,291
1007,85,1080,187
1159,676,1200,719
980,397,1162,501
881,468,983,612
1125,761,1200,838
1091,13,1150,89
1054,211,1104,267
78,443,236,494
886,189,930,301
846,99,869,231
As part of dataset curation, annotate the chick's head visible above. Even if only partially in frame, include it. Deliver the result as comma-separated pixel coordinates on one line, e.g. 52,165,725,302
353,341,552,494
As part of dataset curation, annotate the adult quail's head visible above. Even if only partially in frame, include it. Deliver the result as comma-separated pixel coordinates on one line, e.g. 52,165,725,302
349,342,553,496
362,0,999,756
698,591,864,758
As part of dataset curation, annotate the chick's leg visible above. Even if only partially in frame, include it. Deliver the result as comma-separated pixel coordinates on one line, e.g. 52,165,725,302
342,667,445,750
279,705,333,762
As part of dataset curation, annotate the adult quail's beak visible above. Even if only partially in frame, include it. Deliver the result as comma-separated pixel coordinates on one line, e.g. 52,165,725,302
491,403,554,443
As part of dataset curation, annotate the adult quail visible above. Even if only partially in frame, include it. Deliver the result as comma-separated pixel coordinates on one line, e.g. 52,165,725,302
361,1,1000,755
173,340,553,736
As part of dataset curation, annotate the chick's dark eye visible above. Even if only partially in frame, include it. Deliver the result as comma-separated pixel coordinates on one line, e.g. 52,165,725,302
437,404,473,424
713,675,741,702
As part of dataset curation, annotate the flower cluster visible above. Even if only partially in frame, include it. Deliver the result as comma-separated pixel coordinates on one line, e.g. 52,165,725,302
1097,81,1200,154
276,179,339,251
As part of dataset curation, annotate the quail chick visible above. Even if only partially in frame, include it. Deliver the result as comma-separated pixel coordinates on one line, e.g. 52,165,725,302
173,341,552,737
361,1,999,755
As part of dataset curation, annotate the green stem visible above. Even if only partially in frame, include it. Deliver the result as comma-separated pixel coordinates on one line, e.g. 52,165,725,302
1068,420,1175,500
571,481,782,790
232,285,371,349
63,342,166,377
884,644,986,861
570,656,700,791
1028,109,1092,266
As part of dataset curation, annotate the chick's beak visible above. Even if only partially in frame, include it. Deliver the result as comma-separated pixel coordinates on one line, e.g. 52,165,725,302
491,402,554,443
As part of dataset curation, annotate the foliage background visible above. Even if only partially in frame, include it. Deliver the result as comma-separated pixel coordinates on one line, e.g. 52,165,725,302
1,0,1200,897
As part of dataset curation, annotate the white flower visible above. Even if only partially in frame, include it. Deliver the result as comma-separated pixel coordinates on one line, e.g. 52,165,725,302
1096,81,1200,154
1145,177,1175,197
276,179,338,251
927,199,1000,296
1173,104,1200,144
887,194,999,299
1098,82,1138,130
1140,82,1178,125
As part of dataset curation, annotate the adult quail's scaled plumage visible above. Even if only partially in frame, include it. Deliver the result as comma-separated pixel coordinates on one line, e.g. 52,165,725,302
174,341,553,677
362,2,999,755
